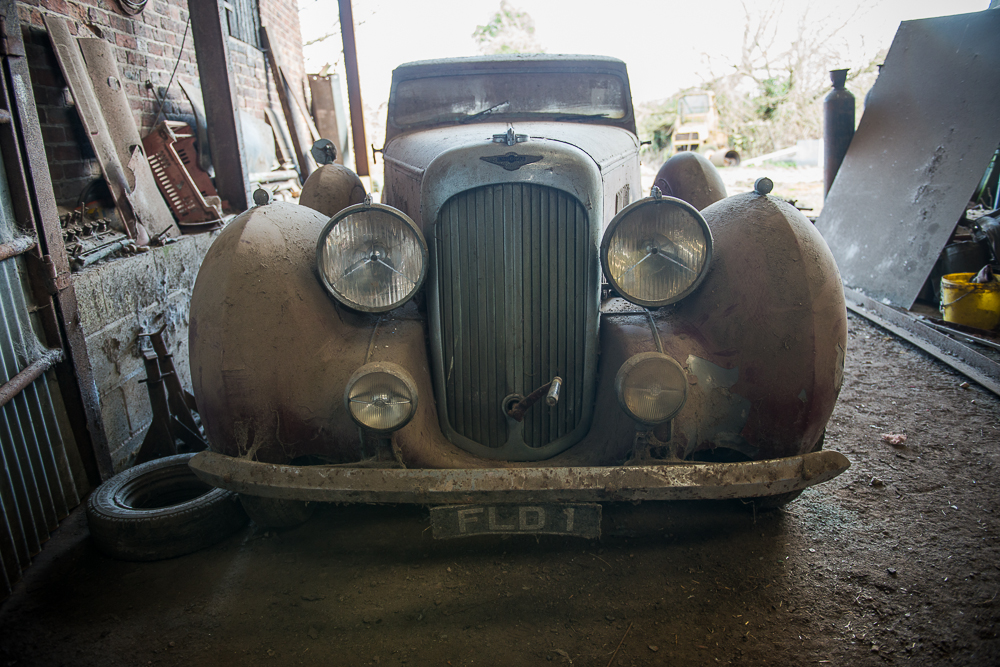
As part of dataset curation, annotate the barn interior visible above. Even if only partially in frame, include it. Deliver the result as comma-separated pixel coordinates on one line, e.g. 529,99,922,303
0,1,998,665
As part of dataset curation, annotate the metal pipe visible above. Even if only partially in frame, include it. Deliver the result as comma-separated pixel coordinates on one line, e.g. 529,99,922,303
0,349,64,409
71,240,131,269
249,170,299,183
0,236,35,262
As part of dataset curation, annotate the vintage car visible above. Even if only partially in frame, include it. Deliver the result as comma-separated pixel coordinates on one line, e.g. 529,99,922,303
186,55,850,536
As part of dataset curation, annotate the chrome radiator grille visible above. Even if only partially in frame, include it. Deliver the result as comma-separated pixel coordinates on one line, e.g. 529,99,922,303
435,183,594,451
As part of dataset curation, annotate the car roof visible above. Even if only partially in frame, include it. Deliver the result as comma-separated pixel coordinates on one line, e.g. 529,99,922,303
390,54,631,81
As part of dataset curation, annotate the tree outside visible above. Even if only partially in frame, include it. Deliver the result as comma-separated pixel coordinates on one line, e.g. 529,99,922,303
638,1,883,164
472,1,544,55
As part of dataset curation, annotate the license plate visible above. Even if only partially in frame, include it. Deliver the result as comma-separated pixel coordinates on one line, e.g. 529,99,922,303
429,503,601,539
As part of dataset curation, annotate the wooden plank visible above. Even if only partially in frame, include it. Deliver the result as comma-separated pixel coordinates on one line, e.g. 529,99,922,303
308,74,346,165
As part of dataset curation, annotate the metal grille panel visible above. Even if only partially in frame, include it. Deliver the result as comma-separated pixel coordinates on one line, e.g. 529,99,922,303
0,257,82,599
436,183,592,449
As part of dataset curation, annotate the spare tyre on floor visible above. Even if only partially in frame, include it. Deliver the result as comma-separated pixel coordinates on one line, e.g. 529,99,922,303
86,453,248,561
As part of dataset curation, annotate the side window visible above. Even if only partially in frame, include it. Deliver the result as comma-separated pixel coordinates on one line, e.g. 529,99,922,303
224,0,261,48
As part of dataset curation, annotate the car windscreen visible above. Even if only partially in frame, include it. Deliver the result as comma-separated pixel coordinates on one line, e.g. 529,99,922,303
391,71,628,128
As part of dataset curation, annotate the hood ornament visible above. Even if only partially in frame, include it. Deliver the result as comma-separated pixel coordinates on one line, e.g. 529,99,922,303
492,126,528,146
483,127,539,171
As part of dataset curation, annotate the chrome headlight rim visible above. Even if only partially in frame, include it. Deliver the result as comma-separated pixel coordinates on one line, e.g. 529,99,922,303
600,194,714,308
614,351,688,426
315,201,429,313
343,361,419,433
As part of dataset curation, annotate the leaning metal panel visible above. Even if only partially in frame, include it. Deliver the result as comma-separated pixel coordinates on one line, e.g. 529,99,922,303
433,183,596,457
815,10,1000,308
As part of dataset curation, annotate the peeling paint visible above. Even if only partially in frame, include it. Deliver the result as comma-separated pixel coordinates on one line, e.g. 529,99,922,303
681,355,754,458
685,355,739,389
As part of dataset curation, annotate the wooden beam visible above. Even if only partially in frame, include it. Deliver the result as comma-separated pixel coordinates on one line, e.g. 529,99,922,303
338,0,369,177
188,1,249,212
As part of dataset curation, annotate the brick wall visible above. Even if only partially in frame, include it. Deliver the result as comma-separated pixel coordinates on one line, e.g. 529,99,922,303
259,1,306,112
14,0,306,470
17,0,304,207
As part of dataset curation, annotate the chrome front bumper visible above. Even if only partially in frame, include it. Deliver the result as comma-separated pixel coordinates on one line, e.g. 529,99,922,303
188,450,849,504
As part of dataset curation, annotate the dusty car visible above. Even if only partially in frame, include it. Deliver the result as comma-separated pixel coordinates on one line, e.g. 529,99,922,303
187,55,849,536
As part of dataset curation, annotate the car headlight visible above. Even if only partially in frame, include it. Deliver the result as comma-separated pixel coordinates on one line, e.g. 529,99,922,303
601,189,713,307
614,352,688,425
344,362,418,432
316,198,428,312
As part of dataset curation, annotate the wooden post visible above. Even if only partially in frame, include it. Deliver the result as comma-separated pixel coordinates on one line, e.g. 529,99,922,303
188,0,250,212
338,0,369,177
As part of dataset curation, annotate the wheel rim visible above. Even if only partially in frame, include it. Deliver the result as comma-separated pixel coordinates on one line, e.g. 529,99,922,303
115,465,214,510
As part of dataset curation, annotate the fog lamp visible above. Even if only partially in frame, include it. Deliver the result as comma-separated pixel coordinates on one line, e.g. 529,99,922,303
601,190,713,307
344,362,418,432
614,352,688,425
316,198,428,312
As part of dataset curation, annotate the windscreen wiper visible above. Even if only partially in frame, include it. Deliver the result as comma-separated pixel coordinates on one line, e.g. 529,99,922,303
459,100,509,124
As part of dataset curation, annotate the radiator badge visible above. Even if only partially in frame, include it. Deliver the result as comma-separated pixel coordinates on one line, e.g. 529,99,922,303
481,152,543,171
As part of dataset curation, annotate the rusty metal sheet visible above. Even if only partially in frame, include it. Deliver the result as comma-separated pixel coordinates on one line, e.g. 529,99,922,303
188,450,850,504
44,16,138,237
815,10,1000,308
430,503,601,539
78,38,175,239
44,20,175,239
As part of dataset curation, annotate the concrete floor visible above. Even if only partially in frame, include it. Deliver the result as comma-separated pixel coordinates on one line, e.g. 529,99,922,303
0,313,998,666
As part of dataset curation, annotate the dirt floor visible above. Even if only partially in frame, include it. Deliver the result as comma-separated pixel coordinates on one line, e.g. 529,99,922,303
0,312,998,667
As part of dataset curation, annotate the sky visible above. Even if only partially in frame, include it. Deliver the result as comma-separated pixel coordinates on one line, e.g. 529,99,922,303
297,0,991,109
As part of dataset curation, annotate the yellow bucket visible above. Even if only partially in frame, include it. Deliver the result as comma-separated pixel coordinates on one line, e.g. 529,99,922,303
940,272,1000,331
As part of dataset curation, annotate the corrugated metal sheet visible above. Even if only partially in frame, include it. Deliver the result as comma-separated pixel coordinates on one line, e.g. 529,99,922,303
0,256,82,599
436,183,591,449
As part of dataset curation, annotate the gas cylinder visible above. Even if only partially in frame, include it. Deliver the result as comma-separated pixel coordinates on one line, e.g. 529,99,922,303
824,69,855,199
